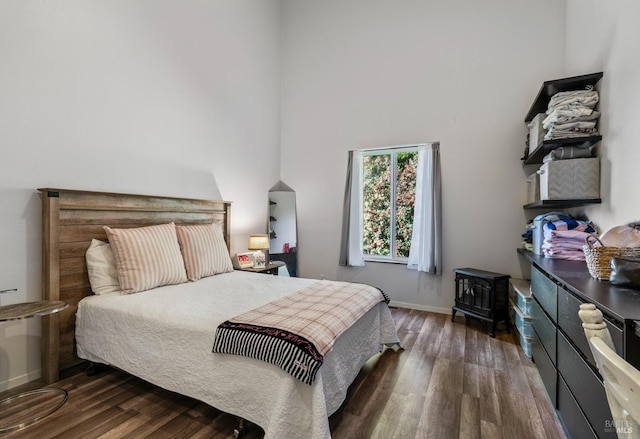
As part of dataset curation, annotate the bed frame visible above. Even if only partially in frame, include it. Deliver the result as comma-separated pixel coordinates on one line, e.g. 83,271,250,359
39,188,231,384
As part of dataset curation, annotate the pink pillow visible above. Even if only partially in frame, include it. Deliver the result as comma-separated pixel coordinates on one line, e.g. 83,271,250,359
176,223,234,281
104,223,187,293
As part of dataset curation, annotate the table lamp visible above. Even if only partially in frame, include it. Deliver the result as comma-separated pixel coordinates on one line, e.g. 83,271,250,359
248,234,270,268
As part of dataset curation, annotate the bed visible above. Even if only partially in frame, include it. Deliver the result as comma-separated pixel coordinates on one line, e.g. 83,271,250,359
39,188,400,439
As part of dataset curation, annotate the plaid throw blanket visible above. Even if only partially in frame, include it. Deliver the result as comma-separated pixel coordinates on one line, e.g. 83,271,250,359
212,280,389,385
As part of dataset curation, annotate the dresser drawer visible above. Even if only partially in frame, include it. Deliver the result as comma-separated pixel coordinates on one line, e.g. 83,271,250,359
532,297,557,365
532,331,557,406
558,332,616,438
558,376,597,439
531,266,557,322
558,287,624,371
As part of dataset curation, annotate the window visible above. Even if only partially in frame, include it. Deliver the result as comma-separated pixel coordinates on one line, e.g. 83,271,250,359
340,143,442,274
362,147,418,261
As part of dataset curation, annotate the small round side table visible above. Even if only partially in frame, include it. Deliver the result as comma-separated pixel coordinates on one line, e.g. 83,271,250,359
0,300,68,433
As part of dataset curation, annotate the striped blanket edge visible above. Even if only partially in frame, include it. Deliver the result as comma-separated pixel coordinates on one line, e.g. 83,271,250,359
212,322,323,385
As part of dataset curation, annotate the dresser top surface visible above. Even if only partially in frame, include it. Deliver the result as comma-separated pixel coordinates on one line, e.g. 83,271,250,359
520,249,640,322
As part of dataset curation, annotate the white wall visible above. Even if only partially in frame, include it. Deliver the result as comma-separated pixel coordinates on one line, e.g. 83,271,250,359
0,0,281,390
9,0,631,392
565,0,640,232
280,0,567,312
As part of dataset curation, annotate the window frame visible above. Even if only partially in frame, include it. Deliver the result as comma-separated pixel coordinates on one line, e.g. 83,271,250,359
360,145,421,264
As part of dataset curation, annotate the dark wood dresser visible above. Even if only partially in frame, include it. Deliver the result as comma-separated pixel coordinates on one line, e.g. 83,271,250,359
518,249,640,438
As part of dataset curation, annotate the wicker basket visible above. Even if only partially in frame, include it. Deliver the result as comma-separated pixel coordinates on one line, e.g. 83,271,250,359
583,235,640,280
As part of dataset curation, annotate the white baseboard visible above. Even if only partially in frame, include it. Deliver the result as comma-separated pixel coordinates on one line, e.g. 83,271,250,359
388,301,452,315
0,369,41,392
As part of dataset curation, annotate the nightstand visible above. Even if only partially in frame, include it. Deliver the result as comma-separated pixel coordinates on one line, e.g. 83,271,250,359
235,262,285,276
0,300,68,433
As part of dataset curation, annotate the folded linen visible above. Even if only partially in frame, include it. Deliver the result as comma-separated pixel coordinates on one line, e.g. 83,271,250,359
544,219,596,233
537,212,574,224
542,146,595,163
543,231,594,251
544,228,594,240
542,249,588,261
543,109,600,129
543,241,587,252
541,221,596,260
550,120,597,131
543,88,600,140
547,89,599,111
544,127,599,140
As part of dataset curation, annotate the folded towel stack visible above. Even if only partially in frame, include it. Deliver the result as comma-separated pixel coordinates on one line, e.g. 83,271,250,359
542,219,596,260
543,89,600,141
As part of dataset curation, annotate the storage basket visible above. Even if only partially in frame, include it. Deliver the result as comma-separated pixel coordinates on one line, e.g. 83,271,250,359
526,172,540,204
582,235,640,280
509,279,532,316
538,157,600,200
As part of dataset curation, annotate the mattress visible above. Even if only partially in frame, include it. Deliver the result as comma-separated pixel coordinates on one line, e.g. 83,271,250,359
75,270,399,439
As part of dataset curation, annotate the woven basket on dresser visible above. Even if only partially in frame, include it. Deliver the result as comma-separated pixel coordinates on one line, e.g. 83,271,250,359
583,235,640,280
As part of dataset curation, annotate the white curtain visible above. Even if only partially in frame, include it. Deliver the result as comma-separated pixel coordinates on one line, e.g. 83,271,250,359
339,150,365,266
407,143,442,274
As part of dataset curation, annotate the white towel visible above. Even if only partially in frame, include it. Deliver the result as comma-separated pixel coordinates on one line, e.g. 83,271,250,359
543,109,600,130
547,90,599,111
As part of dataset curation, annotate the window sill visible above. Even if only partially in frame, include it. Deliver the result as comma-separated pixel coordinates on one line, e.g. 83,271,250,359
363,257,408,265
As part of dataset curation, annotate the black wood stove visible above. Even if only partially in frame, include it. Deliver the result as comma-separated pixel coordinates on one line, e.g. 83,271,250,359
452,267,510,337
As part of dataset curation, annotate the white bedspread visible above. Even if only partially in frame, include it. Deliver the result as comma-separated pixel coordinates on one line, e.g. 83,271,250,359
75,271,399,439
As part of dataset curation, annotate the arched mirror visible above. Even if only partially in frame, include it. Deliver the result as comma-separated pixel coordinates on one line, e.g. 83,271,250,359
268,181,297,276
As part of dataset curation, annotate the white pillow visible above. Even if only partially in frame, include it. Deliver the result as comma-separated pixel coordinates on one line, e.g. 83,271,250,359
104,222,188,294
85,239,121,295
176,223,234,281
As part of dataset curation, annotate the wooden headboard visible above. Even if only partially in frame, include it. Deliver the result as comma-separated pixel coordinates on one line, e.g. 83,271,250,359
39,188,231,384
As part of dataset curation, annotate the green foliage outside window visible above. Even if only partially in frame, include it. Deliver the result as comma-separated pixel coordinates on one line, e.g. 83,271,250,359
363,151,417,258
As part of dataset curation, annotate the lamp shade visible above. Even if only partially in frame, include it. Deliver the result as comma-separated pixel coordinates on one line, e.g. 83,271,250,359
248,234,270,250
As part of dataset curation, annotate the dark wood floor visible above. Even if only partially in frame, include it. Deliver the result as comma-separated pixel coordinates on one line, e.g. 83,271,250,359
0,308,567,439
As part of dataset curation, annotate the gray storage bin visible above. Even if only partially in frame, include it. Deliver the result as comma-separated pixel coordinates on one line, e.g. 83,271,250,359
538,157,600,200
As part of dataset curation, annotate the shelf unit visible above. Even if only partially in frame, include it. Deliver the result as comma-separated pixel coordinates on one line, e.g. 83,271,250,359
523,198,602,209
524,72,603,122
522,72,603,209
269,200,277,239
524,135,602,166
518,73,622,439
